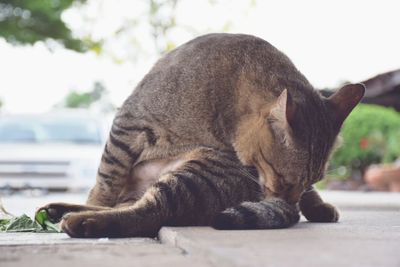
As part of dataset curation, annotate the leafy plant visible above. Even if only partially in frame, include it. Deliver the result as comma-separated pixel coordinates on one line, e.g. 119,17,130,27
0,210,61,233
328,104,400,179
0,0,91,51
1,214,42,232
63,81,107,108
35,210,61,232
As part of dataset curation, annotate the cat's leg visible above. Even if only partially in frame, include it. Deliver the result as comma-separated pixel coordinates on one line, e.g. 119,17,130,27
60,148,263,237
86,113,154,207
36,203,110,223
212,198,300,230
298,187,339,222
37,111,156,222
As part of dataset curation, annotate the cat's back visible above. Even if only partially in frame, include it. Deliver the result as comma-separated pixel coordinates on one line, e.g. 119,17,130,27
130,33,311,107
134,33,297,94
121,33,314,149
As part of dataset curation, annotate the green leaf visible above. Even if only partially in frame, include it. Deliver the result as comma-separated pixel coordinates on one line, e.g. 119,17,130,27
35,209,61,233
0,219,10,231
4,214,42,232
0,211,61,233
43,220,61,233
0,197,61,233
34,209,47,226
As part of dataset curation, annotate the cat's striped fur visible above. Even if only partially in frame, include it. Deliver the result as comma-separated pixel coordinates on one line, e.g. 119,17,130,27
38,33,364,237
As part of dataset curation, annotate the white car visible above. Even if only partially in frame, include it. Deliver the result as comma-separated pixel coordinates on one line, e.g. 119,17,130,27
0,110,110,191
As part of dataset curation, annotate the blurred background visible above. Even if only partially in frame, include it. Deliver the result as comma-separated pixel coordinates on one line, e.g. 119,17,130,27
0,0,399,214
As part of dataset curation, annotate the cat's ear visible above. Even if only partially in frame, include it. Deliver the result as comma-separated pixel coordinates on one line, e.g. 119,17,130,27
268,89,296,145
327,83,365,127
269,89,296,127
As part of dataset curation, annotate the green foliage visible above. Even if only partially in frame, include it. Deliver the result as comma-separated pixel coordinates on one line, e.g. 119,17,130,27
64,81,106,108
329,104,400,178
0,218,10,230
0,0,90,52
35,209,60,232
0,210,60,233
65,91,92,108
1,214,41,232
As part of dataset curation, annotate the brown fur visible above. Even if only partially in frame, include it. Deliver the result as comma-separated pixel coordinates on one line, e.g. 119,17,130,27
38,33,364,237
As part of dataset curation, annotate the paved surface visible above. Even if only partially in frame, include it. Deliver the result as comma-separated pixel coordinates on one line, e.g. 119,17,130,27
1,191,400,267
319,190,400,210
0,234,208,267
160,210,400,267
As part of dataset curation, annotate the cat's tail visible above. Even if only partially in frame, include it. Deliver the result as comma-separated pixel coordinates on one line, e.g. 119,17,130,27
212,198,300,230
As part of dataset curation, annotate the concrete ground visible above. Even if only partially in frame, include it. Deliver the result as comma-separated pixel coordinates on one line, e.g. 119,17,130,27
1,191,400,267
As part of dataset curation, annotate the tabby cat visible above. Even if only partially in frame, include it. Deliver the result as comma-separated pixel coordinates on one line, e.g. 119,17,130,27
38,33,365,238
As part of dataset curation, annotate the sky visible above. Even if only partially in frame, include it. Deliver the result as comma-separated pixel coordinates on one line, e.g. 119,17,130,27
1,0,399,113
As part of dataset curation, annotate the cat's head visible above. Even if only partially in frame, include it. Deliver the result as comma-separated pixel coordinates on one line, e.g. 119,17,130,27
235,83,365,204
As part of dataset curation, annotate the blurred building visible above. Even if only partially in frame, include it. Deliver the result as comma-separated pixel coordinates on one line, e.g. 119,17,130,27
321,69,400,112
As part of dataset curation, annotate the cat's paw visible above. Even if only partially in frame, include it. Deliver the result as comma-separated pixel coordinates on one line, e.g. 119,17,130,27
61,212,117,238
36,203,74,223
212,210,238,230
213,200,300,230
302,202,339,223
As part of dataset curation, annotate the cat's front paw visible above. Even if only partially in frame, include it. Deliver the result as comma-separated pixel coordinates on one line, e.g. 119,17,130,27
212,210,239,230
302,202,339,223
61,212,118,238
36,203,73,223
